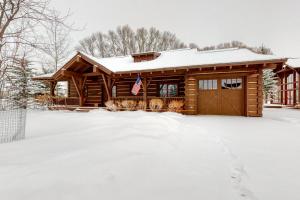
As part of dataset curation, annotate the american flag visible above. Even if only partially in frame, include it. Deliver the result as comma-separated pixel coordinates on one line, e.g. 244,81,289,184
131,76,142,95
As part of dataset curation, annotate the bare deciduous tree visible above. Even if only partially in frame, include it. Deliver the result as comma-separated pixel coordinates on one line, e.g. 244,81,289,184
39,10,74,72
0,0,73,99
76,25,188,58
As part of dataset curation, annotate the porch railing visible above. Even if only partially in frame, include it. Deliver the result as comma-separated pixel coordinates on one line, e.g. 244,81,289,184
35,95,80,107
51,97,80,106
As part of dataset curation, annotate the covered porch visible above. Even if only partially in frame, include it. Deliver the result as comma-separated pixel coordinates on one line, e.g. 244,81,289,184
33,53,187,111
273,65,300,106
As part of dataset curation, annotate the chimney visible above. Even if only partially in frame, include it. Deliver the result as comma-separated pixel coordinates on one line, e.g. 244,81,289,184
132,52,161,63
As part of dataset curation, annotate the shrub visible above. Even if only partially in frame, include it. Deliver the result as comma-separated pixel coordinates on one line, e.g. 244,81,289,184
121,100,137,111
136,100,147,110
105,100,117,111
149,98,164,112
168,100,184,113
115,100,123,110
35,94,53,107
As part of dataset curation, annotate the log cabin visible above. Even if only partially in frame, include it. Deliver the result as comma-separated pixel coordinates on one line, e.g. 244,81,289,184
33,48,287,116
273,58,300,106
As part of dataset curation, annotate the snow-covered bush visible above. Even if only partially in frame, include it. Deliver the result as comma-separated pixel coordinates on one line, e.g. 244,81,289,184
121,100,136,111
168,100,184,113
149,99,164,112
105,100,118,111
136,100,147,110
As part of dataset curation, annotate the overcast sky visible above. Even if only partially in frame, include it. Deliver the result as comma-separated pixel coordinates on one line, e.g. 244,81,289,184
51,0,300,57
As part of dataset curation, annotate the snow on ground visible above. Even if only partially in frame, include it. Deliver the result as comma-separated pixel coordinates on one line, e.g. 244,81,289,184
0,108,299,200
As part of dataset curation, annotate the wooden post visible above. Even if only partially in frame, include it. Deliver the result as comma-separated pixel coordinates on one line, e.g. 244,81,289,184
293,71,297,105
257,67,263,116
244,76,248,116
72,76,84,106
280,76,284,105
284,73,288,105
102,74,111,101
107,76,112,97
298,71,300,104
142,77,147,102
50,81,57,96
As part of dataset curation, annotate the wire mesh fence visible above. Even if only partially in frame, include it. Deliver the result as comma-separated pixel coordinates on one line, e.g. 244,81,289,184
0,98,27,143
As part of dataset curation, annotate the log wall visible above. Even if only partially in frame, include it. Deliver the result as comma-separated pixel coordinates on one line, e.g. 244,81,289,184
246,68,263,117
114,76,185,97
184,76,197,114
85,77,103,107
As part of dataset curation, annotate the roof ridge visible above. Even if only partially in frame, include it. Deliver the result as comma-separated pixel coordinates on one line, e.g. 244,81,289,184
197,48,242,54
79,48,196,60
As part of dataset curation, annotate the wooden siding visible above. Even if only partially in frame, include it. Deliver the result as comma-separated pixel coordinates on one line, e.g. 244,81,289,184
69,80,78,97
85,77,103,107
185,76,197,114
68,77,104,106
245,68,263,117
185,65,264,116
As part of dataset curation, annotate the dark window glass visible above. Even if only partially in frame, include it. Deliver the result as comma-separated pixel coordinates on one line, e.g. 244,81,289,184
112,85,117,97
160,84,178,97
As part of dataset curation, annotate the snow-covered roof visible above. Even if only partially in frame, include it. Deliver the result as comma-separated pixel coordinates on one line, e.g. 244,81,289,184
286,58,300,68
33,48,287,80
81,48,285,73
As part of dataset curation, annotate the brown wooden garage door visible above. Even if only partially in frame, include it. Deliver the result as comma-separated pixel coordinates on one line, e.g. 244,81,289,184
198,77,245,116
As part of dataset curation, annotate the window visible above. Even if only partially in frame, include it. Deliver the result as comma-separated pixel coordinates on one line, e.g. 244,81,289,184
159,83,178,97
222,78,242,89
199,80,217,90
112,85,117,98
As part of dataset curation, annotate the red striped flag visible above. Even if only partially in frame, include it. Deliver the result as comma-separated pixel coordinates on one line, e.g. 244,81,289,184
131,76,142,95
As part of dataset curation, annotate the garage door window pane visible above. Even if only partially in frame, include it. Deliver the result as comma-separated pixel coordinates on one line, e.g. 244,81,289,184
222,79,229,89
236,78,242,89
199,79,217,90
222,78,243,89
208,80,212,89
199,80,204,89
203,80,208,89
212,80,217,89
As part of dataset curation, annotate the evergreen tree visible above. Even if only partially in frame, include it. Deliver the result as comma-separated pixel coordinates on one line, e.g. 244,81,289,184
263,69,277,103
8,57,44,108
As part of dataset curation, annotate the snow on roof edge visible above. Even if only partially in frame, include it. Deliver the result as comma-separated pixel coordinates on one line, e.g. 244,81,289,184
286,58,300,68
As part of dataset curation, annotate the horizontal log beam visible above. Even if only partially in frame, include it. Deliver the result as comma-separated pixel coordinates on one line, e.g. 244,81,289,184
62,70,82,78
83,72,103,76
